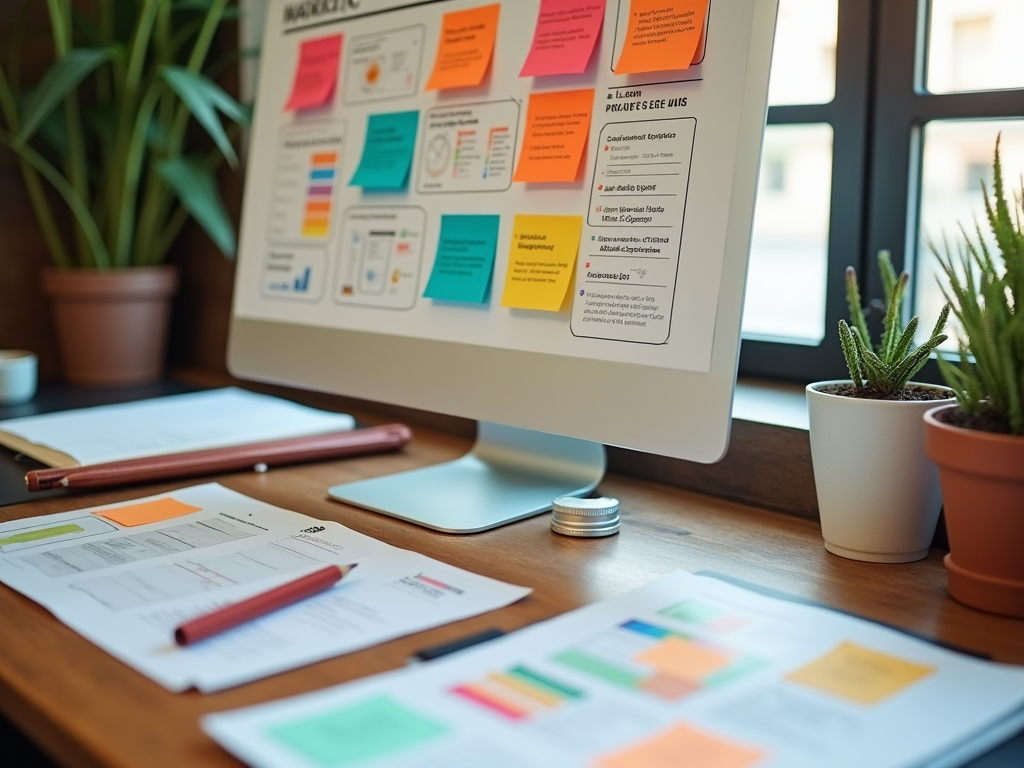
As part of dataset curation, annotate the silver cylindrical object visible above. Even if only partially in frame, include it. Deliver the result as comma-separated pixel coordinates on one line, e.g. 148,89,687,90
550,496,620,537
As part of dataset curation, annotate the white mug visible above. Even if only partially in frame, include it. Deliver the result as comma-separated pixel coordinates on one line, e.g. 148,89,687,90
0,350,38,405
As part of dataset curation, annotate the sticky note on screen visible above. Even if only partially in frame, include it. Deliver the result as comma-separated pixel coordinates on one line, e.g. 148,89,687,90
424,215,501,304
425,4,501,90
94,498,203,527
614,0,709,75
349,110,420,190
285,34,343,111
501,214,582,311
513,89,595,183
520,0,606,77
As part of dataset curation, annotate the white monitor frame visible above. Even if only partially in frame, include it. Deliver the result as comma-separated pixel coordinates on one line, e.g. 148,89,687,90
229,0,778,470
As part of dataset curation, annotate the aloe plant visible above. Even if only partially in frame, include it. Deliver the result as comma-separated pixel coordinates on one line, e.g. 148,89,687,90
932,136,1024,435
0,0,251,270
838,250,950,396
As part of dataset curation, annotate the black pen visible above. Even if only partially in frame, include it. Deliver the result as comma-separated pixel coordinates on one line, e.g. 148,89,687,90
407,628,505,664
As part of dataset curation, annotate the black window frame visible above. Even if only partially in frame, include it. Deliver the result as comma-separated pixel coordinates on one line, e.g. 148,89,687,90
738,0,1024,385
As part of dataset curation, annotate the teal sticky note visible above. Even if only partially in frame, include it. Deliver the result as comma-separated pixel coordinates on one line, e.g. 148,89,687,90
267,696,448,767
423,214,501,304
349,110,419,190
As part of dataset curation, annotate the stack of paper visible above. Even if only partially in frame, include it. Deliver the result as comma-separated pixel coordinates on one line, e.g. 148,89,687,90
0,484,530,692
204,570,1024,768
0,388,356,468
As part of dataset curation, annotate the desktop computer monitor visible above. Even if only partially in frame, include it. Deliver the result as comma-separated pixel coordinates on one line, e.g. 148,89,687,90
228,0,779,532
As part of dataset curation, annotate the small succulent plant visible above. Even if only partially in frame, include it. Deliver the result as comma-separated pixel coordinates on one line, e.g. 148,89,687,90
838,250,950,397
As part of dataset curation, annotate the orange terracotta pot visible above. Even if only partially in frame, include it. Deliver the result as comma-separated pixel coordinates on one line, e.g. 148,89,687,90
41,266,179,386
924,404,1024,618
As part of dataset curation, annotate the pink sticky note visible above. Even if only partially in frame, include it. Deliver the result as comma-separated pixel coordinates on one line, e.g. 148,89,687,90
285,34,343,111
520,0,607,77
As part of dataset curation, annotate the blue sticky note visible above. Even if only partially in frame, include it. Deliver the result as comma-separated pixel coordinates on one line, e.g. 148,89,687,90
350,110,420,190
423,215,501,304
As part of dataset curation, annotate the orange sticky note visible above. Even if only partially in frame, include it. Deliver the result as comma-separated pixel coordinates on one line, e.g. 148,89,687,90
614,0,709,75
635,638,731,681
513,89,594,183
94,498,202,527
596,723,765,768
425,4,501,90
286,34,343,111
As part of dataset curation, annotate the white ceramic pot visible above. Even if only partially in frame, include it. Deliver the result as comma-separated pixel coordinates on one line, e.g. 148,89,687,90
806,380,955,563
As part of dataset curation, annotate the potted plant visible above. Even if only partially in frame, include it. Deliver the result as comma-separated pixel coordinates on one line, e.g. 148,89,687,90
926,137,1024,617
806,250,954,562
0,1,249,385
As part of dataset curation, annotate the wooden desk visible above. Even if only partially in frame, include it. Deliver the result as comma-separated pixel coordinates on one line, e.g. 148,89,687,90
1,421,1022,768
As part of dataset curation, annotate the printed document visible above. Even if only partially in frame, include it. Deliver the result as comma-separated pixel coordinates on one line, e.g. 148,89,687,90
0,484,530,692
205,570,1024,768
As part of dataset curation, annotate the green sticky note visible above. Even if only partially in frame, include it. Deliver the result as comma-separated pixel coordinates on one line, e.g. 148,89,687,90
0,524,84,547
659,600,724,625
267,696,448,767
423,214,501,304
349,111,419,190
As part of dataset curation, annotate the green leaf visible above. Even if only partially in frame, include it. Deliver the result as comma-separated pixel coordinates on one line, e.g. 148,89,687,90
889,316,919,364
160,65,248,168
838,320,863,386
156,156,236,257
16,48,112,145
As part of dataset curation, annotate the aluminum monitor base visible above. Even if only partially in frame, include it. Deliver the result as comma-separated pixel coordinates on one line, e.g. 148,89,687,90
328,422,606,533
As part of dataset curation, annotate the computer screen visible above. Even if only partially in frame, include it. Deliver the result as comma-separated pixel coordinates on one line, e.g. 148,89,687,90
228,0,778,530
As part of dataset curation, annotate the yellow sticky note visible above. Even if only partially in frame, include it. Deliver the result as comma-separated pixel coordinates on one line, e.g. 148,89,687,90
501,214,583,311
425,4,501,90
513,89,595,183
94,498,202,527
596,723,765,768
614,0,710,75
636,637,731,681
786,641,935,705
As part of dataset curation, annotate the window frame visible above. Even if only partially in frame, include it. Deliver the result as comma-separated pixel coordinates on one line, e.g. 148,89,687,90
739,0,1024,385
739,0,873,382
863,0,1024,383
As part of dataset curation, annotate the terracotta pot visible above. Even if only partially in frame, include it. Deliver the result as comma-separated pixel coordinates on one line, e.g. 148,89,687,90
806,381,955,563
925,404,1024,617
41,266,179,386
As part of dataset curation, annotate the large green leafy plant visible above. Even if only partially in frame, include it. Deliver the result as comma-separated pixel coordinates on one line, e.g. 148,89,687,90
933,137,1024,435
838,250,949,397
0,0,250,269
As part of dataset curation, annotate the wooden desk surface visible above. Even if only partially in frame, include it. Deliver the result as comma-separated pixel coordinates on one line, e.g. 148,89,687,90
1,423,1022,768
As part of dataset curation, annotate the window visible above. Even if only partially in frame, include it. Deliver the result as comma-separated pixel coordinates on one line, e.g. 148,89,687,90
741,0,1024,383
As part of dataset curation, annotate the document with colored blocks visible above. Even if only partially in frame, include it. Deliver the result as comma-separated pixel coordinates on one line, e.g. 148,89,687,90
0,484,529,693
205,570,1024,768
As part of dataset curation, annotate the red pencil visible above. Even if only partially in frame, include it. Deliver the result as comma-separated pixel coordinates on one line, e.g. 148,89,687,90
174,563,358,646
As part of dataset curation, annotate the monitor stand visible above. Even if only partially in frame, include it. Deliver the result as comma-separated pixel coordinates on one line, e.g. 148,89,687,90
327,422,606,533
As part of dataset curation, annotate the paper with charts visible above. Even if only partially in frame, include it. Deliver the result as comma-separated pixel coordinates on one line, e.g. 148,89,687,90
237,0,765,375
205,570,1024,768
0,484,530,693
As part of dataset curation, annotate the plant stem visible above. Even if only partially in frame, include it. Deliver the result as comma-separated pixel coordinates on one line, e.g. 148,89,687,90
0,59,71,267
136,0,229,265
0,128,110,267
108,0,160,268
47,0,94,267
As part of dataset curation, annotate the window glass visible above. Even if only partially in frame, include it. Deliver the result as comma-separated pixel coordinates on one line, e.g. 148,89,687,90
926,0,1024,94
767,0,838,106
914,119,1024,346
743,124,833,343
